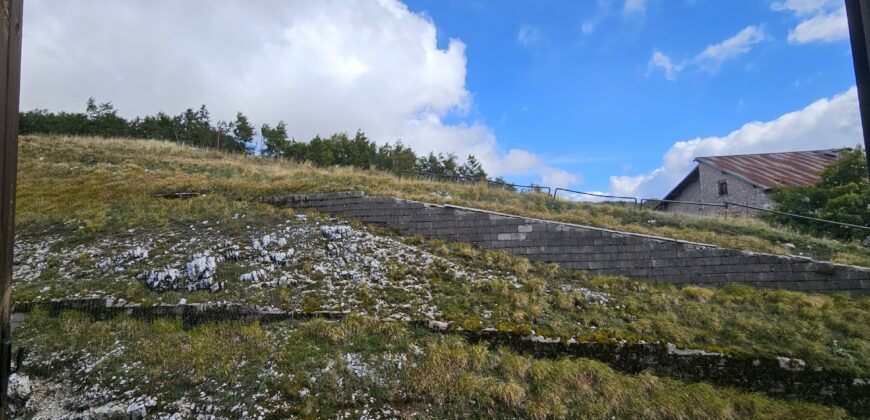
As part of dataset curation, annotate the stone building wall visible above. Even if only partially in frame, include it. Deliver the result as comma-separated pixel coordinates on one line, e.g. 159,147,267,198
663,176,724,215
263,191,870,294
697,163,773,215
666,163,774,216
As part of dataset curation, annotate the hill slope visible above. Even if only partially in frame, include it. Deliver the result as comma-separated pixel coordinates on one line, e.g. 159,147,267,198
9,134,870,418
17,134,870,266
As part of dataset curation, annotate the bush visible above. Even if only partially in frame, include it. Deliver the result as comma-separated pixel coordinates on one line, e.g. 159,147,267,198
765,147,869,241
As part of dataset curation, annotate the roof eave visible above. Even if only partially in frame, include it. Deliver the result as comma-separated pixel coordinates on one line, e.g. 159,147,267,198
657,165,700,209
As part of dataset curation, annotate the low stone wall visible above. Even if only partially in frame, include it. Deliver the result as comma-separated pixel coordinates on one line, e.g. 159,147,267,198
16,300,870,415
454,327,869,417
263,191,870,294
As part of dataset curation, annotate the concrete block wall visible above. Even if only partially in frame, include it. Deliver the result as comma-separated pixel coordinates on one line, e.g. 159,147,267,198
263,191,870,294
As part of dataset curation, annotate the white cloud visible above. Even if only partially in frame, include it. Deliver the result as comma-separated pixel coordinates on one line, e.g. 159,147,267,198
478,149,579,188
581,0,644,34
772,0,848,44
694,26,766,68
647,50,682,81
623,0,646,15
21,0,578,185
648,26,765,80
771,0,839,16
788,6,848,44
541,168,581,189
610,87,861,198
517,24,543,46
498,149,539,174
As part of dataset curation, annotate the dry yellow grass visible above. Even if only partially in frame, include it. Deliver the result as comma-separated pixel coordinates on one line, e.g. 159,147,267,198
16,134,870,266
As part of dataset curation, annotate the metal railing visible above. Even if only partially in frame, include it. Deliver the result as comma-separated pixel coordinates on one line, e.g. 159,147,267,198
489,180,551,194
639,198,727,209
396,170,869,232
724,201,870,231
553,188,638,204
398,170,486,184
398,171,551,194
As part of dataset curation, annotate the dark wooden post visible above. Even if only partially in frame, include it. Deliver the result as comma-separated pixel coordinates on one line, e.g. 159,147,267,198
846,0,870,180
0,0,21,417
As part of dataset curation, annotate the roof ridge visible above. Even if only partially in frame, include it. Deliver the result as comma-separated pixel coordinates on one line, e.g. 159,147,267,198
695,148,849,160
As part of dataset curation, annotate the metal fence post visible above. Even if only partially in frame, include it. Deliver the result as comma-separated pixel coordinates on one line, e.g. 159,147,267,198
0,0,21,417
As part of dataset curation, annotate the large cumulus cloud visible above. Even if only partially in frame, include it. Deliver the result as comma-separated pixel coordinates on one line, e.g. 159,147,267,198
21,0,577,184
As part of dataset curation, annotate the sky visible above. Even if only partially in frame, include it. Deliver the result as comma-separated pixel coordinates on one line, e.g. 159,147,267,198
20,0,863,199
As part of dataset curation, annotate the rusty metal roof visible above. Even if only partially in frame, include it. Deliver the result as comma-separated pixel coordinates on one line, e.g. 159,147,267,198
694,149,847,190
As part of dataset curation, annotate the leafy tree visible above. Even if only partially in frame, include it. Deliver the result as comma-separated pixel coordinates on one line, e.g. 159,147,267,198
215,120,232,151
391,142,418,174
348,130,377,168
131,112,178,141
176,105,213,147
305,135,335,166
261,121,289,157
440,153,460,177
375,140,417,174
417,152,443,174
765,147,869,241
21,109,88,136
328,132,354,166
232,112,254,143
85,98,129,137
283,139,308,162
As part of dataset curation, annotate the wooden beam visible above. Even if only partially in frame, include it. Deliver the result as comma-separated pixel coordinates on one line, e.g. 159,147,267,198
0,0,21,417
846,0,870,180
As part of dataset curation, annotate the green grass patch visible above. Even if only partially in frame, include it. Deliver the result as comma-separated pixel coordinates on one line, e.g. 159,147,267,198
14,313,850,419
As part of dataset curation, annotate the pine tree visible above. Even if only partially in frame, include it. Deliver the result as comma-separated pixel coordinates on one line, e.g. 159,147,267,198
460,155,487,181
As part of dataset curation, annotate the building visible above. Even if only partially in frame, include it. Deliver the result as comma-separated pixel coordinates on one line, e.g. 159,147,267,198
657,149,846,215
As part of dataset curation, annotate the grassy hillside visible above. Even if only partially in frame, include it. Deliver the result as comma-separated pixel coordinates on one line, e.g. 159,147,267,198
9,134,870,417
17,135,870,267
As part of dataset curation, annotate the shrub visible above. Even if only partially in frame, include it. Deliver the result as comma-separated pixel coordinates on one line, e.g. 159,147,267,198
766,147,869,241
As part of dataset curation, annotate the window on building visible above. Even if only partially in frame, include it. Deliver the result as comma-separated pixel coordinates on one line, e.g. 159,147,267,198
718,181,728,196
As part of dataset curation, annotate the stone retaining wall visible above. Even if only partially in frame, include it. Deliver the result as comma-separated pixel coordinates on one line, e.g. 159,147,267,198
263,191,870,294
16,299,870,415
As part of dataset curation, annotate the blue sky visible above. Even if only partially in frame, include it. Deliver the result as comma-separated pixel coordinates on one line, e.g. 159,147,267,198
21,0,861,198
402,0,857,194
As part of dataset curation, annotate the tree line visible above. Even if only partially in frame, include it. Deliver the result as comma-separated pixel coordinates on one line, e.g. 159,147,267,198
20,99,253,153
261,124,487,180
19,98,490,180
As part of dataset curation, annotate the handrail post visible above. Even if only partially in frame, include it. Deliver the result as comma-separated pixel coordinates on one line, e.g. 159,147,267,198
0,0,22,417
